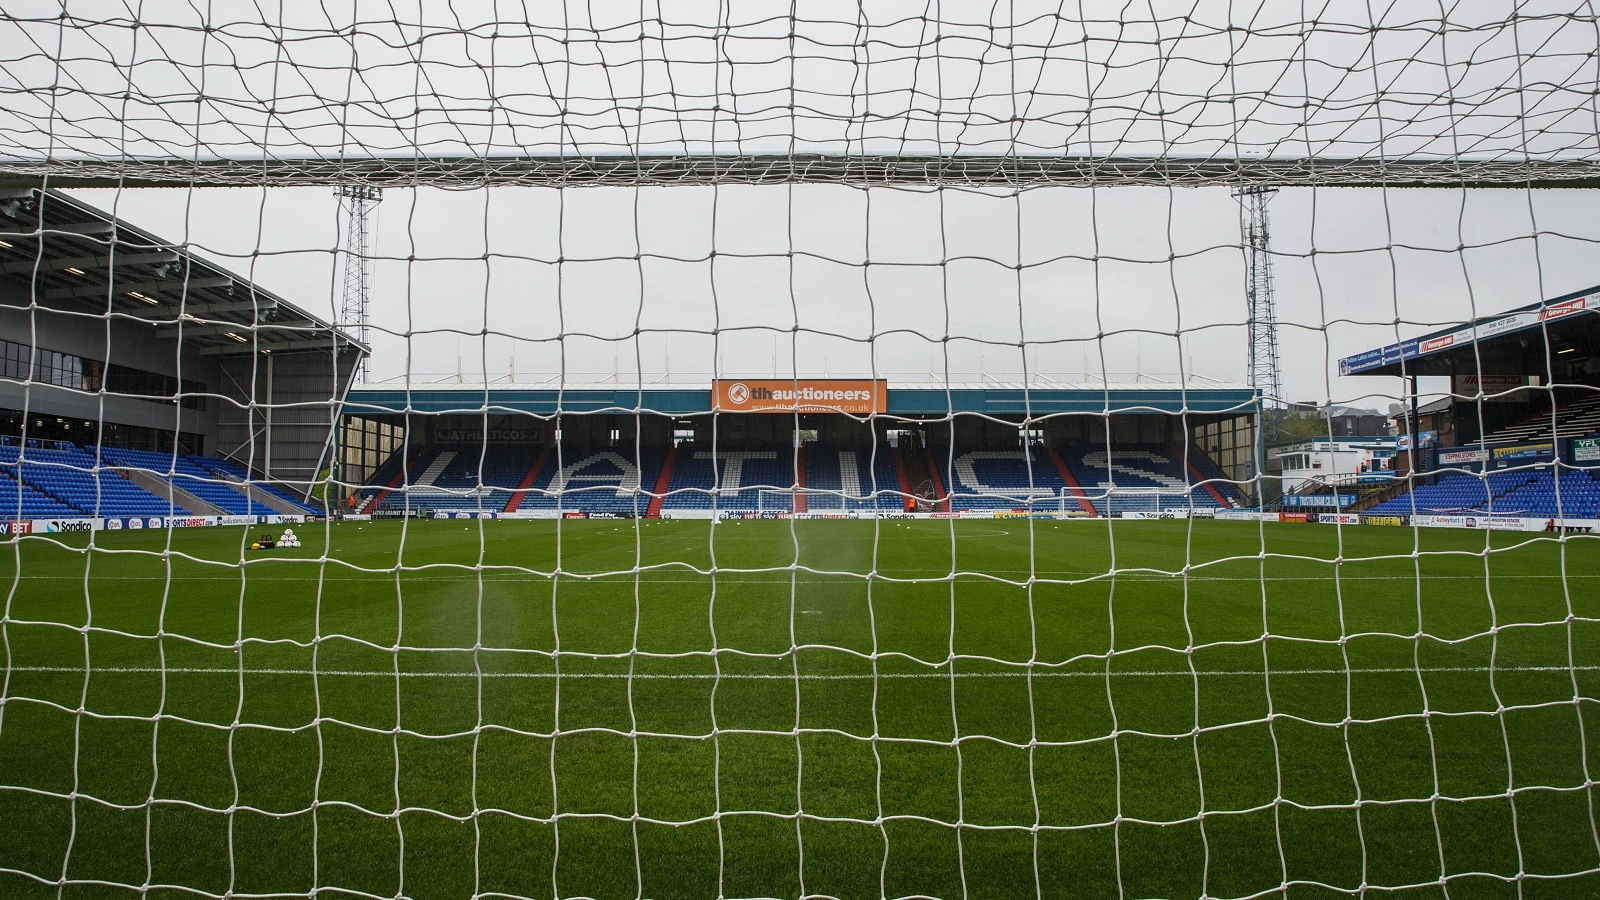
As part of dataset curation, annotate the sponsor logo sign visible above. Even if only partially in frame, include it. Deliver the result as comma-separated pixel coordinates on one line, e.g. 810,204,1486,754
434,428,540,444
165,517,213,528
1575,438,1600,462
1491,442,1554,462
105,518,123,530
219,515,254,526
1324,513,1362,525
1540,294,1591,321
1364,515,1407,527
713,379,887,414
1439,448,1490,465
40,519,97,533
1452,374,1531,401
562,512,588,519
1395,431,1437,452
1478,311,1538,339
1338,294,1594,375
1,520,33,535
1281,494,1357,508
1278,512,1311,523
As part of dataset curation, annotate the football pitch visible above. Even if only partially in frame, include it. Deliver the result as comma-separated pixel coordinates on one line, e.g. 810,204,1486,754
0,518,1597,899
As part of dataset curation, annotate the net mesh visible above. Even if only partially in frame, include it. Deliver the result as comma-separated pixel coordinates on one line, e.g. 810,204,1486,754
1,3,1599,898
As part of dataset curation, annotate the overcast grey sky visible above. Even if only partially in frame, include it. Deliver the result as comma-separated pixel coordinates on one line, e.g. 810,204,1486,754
6,0,1597,411
62,182,1600,416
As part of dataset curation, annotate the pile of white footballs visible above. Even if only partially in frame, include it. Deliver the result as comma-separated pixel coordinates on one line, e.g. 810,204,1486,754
277,527,302,549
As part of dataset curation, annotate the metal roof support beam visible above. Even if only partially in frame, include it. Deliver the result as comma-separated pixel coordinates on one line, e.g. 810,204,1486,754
0,250,180,275
200,338,363,356
153,322,273,339
42,276,232,301
139,297,279,319
28,222,118,236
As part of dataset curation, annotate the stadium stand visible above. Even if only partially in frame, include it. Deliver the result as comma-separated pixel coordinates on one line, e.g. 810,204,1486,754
802,445,902,510
657,443,792,512
1364,469,1600,518
356,438,1250,517
1184,443,1248,507
0,442,317,519
1474,393,1600,444
517,447,663,516
2,443,181,517
935,445,1069,511
98,447,277,516
374,446,537,512
198,457,320,514
1064,447,1234,516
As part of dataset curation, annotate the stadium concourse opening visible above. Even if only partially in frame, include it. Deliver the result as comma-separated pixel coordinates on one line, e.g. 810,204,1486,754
338,378,1258,519
1336,284,1600,521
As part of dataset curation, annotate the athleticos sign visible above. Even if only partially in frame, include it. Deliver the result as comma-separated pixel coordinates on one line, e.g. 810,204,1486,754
714,379,887,415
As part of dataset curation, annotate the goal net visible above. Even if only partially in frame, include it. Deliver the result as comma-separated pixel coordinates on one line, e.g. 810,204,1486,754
1,4,1598,899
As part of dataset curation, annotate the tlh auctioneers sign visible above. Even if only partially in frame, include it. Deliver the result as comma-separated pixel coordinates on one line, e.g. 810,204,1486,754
713,379,887,414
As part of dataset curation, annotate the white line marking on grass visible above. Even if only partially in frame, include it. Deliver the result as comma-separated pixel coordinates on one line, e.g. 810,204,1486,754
10,573,1600,583
9,665,1599,680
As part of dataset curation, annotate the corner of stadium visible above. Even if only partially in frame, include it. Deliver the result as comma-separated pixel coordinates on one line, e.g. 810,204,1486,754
1320,284,1600,531
0,187,360,532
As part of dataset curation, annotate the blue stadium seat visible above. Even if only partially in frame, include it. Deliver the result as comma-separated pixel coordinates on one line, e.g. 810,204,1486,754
1365,468,1600,518
1,444,186,518
98,447,263,515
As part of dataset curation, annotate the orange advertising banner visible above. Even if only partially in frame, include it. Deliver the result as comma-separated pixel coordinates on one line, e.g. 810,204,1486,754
712,379,888,414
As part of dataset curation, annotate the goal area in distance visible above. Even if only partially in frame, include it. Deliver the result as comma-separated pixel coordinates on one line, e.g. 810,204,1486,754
2,5,1600,900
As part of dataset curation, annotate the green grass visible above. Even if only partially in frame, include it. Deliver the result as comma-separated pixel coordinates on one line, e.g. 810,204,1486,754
1,517,1598,899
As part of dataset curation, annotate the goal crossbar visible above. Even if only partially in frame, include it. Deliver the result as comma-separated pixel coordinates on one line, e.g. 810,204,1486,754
6,155,1600,191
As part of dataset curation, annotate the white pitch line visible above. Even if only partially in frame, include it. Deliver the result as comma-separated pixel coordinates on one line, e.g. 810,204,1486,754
6,572,1600,583
7,665,1599,680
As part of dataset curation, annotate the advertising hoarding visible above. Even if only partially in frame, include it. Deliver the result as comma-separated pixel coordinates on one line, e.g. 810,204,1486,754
712,379,887,414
